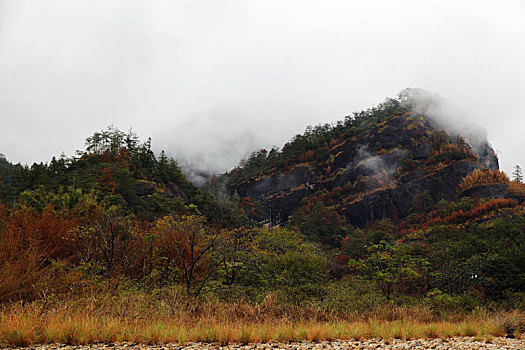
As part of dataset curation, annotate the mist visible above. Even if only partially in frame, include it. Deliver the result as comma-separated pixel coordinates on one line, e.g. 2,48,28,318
0,1,524,180
400,88,491,156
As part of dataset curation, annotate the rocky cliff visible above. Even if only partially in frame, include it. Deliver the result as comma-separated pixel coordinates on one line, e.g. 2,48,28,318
236,112,501,228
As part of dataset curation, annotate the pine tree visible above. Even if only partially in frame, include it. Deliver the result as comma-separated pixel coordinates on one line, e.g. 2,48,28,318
512,165,523,183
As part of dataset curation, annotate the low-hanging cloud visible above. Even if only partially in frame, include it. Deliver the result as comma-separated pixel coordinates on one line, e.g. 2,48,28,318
353,145,401,176
0,0,524,180
399,88,491,154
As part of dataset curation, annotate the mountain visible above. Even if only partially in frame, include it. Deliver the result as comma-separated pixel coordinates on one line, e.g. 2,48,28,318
228,89,519,233
1,90,524,305
0,127,247,227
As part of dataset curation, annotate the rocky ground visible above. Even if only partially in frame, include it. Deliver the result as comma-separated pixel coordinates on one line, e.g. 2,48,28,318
4,337,524,350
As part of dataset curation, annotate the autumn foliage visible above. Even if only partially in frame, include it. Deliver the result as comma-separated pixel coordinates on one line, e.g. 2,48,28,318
1,121,524,346
429,198,518,225
154,215,220,296
507,181,525,197
298,150,315,163
0,205,79,302
459,169,509,192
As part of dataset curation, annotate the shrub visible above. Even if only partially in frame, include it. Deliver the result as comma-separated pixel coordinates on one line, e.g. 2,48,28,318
499,311,525,337
459,169,509,192
507,181,525,197
0,206,79,302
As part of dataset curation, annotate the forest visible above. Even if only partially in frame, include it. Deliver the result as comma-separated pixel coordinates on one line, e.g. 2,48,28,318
0,93,524,345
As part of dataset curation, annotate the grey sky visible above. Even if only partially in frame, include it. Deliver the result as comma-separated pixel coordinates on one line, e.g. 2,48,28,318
0,0,524,179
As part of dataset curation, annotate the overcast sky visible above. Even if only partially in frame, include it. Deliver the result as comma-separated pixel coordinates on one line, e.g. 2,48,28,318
0,0,524,179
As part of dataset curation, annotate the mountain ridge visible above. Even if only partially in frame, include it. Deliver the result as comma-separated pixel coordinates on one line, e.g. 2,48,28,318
229,92,510,230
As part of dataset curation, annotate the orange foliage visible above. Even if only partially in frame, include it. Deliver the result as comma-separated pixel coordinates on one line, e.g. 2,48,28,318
97,167,117,193
331,186,342,198
154,215,220,296
114,147,131,168
0,206,79,302
459,169,509,192
507,181,525,197
470,198,518,217
398,198,519,234
299,150,315,163
430,198,518,224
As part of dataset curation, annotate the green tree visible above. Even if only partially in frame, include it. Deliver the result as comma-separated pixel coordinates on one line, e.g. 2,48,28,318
217,227,327,297
288,201,345,245
512,165,523,183
351,241,428,300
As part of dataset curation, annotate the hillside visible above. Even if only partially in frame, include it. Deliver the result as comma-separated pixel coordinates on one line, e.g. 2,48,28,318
229,90,514,235
0,91,524,347
0,127,247,227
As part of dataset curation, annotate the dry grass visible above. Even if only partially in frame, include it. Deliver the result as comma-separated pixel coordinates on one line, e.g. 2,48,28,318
498,310,525,338
0,293,517,347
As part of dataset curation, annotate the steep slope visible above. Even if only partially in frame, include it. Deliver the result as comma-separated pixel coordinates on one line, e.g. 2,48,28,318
231,93,502,228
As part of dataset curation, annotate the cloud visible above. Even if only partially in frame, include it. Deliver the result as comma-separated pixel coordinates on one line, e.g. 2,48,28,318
0,0,523,178
354,145,399,176
399,88,490,153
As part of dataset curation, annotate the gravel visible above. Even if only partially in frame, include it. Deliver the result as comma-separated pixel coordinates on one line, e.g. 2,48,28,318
3,337,524,350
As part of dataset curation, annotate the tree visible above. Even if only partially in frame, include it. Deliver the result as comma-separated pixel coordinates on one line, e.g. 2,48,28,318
84,125,127,155
427,238,487,295
86,206,134,276
155,215,221,296
350,241,428,300
247,227,326,290
288,201,345,246
512,165,523,183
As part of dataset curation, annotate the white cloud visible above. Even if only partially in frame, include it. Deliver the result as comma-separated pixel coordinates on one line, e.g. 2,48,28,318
0,0,523,176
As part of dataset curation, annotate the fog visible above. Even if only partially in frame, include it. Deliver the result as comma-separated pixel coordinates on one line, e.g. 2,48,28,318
0,0,524,180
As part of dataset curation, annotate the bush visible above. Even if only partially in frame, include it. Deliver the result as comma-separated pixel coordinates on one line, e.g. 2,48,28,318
0,206,79,302
499,310,525,337
425,289,482,317
459,169,509,192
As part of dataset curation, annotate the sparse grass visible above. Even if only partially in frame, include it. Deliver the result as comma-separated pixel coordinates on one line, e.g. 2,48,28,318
0,295,518,346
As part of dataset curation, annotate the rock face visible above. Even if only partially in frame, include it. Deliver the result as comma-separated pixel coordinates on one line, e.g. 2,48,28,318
342,161,482,227
134,181,156,196
134,180,189,203
238,166,314,199
237,114,501,228
462,184,509,200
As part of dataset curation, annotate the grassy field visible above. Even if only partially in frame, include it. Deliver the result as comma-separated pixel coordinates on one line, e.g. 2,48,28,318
1,292,522,347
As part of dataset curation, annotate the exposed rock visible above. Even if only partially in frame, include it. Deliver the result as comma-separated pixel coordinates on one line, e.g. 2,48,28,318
166,183,189,203
343,161,482,226
462,184,509,200
476,142,500,170
238,166,315,200
235,113,502,228
134,181,189,204
134,181,156,196
263,188,312,225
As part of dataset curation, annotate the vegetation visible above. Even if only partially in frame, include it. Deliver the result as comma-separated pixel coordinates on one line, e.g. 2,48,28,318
1,94,524,345
459,169,509,192
228,96,410,186
513,165,523,183
0,296,514,346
